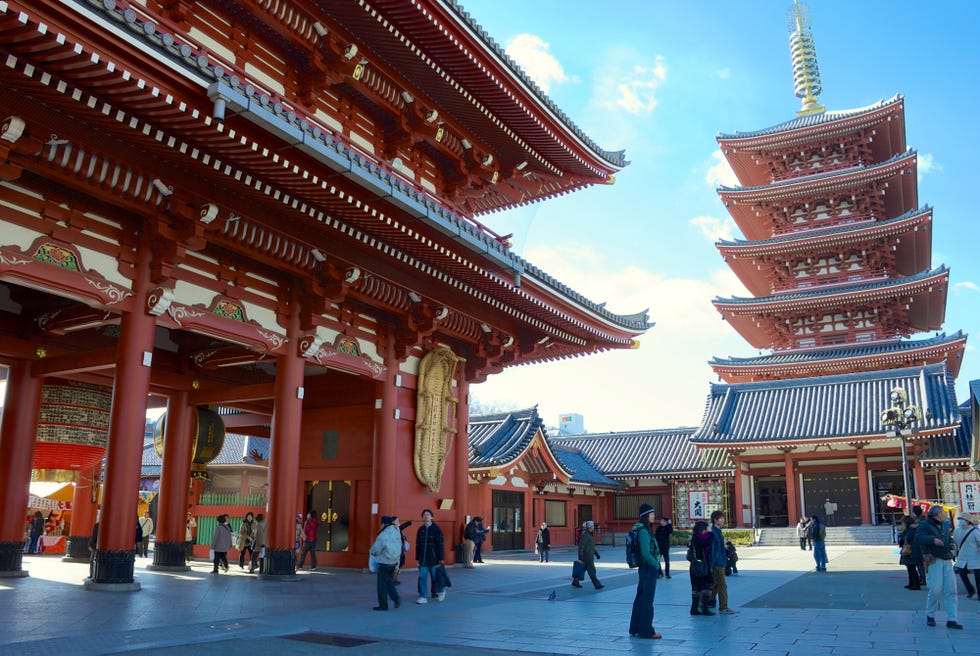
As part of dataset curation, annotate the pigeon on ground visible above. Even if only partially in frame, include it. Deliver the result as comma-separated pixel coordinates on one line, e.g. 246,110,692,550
547,590,557,601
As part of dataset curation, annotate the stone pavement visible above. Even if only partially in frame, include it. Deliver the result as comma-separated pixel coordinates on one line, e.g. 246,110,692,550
0,544,976,655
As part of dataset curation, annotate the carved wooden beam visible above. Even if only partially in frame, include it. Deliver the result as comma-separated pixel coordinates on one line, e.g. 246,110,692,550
36,305,117,335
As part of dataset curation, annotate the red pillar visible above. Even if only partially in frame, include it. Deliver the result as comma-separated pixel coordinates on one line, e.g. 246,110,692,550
453,373,470,559
913,457,928,502
0,362,43,575
90,305,155,587
783,451,798,525
263,301,304,576
150,393,193,568
375,331,397,517
64,464,100,561
855,447,871,524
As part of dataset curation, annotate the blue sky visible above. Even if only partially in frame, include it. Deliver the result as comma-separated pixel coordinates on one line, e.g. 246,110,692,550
465,1,980,431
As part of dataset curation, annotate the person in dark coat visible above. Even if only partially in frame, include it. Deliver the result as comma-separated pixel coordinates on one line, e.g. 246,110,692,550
471,516,488,563
572,521,602,589
628,504,662,639
654,517,673,578
688,520,715,615
30,511,44,554
898,515,922,590
535,522,551,563
415,509,446,604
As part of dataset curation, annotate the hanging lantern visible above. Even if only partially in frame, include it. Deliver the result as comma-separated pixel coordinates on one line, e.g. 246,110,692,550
153,407,225,480
33,379,112,481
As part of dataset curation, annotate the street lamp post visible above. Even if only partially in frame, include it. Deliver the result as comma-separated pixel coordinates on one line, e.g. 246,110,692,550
880,387,922,514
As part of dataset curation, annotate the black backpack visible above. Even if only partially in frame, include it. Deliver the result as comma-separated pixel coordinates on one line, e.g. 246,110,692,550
625,527,642,568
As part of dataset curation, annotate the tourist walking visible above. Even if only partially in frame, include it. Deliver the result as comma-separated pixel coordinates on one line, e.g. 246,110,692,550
462,517,477,568
688,520,714,615
369,515,402,611
137,510,154,558
185,512,197,563
211,514,233,573
237,512,255,569
472,516,488,563
797,517,812,550
917,505,962,629
898,515,922,590
655,517,673,578
911,505,926,583
416,509,446,604
535,522,551,563
572,520,603,589
953,512,980,599
250,513,266,573
810,514,828,572
628,503,662,639
710,510,736,613
297,510,318,570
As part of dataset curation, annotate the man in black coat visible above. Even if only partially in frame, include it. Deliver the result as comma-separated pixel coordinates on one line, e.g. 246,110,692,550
415,509,445,604
654,517,673,578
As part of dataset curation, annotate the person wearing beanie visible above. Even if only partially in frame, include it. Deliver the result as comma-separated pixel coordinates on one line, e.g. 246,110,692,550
572,520,603,589
369,515,402,611
628,503,662,639
916,505,962,629
953,512,980,599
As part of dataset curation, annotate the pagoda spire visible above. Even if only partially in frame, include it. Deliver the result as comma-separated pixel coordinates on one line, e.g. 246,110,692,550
788,1,825,117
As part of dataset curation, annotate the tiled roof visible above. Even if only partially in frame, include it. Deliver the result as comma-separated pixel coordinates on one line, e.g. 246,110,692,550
468,407,545,468
550,445,622,488
710,332,966,368
714,266,947,306
140,432,269,477
692,363,960,443
715,206,931,249
550,429,732,477
921,405,971,463
717,95,903,140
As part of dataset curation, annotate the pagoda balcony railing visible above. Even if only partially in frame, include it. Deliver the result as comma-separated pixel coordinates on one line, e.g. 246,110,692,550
772,212,875,237
770,157,866,184
772,268,889,294
110,0,512,246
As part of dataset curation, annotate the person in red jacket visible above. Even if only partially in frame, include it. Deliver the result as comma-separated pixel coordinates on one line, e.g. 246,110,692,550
297,510,319,570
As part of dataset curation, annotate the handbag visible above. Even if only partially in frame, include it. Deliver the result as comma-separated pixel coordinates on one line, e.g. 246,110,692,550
571,560,586,581
687,543,710,577
900,543,912,557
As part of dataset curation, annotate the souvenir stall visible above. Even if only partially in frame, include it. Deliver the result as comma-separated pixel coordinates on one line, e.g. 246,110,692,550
27,482,74,554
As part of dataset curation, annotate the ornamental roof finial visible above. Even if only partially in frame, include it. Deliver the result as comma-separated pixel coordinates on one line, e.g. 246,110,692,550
787,1,825,117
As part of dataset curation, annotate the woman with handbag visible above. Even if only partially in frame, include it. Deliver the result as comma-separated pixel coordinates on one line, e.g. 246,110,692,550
688,521,714,615
953,513,980,598
898,515,922,590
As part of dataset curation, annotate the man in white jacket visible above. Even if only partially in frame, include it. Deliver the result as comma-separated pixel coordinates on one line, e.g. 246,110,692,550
369,515,402,611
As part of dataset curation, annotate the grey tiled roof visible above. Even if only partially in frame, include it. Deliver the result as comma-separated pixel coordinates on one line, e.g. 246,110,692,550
714,266,947,306
550,445,622,488
141,432,269,476
710,332,966,368
468,407,545,468
717,95,903,140
692,363,960,443
921,405,971,463
550,429,732,477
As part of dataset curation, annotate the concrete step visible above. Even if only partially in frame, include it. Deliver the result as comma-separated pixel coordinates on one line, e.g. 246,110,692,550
756,525,896,546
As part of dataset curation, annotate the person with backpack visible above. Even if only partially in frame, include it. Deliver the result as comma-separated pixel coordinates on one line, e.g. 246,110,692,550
628,504,662,639
535,522,551,563
688,520,714,615
654,517,673,579
809,514,828,572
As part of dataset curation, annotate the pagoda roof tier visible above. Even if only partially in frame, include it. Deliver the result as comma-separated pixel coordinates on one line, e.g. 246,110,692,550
718,151,918,241
692,363,960,446
710,331,967,383
717,96,906,188
0,3,651,370
714,267,949,350
920,404,972,467
550,429,733,478
718,206,933,296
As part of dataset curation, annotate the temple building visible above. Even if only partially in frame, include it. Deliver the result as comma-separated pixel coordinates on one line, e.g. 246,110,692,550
698,3,968,526
0,0,650,584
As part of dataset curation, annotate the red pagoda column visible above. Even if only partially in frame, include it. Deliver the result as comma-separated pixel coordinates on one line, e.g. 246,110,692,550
854,446,871,524
89,259,154,589
729,451,745,527
913,456,928,502
375,331,397,517
0,361,43,576
64,464,100,562
453,374,470,561
150,393,193,569
263,300,303,577
782,449,799,524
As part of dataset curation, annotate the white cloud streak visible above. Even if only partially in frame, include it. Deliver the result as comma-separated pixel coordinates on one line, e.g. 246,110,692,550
593,53,667,115
504,33,576,94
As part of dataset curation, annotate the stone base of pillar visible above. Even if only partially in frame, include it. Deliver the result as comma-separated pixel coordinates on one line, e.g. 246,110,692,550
151,541,188,568
64,535,92,561
83,578,141,592
0,541,27,576
261,548,299,579
90,548,136,585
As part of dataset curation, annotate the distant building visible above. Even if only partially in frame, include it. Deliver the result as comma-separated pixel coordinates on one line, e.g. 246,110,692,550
558,413,585,435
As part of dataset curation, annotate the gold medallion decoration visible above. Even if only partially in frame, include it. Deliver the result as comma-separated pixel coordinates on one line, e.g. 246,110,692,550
413,346,464,493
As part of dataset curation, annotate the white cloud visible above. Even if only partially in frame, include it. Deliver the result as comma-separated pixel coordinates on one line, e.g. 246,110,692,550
471,244,749,432
917,152,942,176
705,150,738,187
690,215,737,242
504,33,576,94
593,54,667,115
954,281,979,293
712,68,731,79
